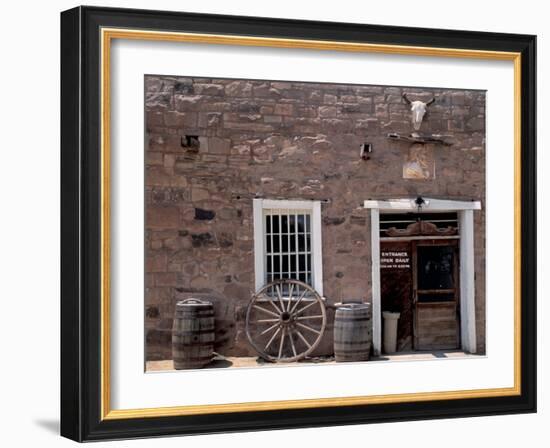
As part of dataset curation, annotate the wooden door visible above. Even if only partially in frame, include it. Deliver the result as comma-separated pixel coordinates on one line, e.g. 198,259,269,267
413,240,460,350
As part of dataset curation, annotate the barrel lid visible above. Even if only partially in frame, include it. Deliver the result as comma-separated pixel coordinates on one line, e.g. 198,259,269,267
176,298,213,308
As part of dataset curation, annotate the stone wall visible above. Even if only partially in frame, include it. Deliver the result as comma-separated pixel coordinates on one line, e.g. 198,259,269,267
144,75,486,360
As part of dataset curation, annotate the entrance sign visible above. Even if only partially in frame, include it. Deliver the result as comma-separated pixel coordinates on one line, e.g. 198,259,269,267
381,250,411,269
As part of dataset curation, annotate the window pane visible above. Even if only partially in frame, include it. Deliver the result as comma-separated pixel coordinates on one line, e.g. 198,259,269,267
272,214,279,233
306,214,311,232
273,257,280,275
299,254,306,272
281,215,288,233
290,256,297,273
266,234,271,253
417,246,455,290
282,256,289,274
282,235,289,253
306,234,310,252
297,214,305,233
289,215,295,233
265,214,271,233
273,235,280,253
298,234,305,252
290,234,296,252
267,256,272,273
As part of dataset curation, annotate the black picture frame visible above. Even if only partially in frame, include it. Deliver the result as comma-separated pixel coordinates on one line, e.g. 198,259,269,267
61,5,536,442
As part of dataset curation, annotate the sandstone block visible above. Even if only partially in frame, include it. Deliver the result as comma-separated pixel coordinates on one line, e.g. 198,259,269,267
147,205,180,229
451,92,466,105
174,94,203,111
191,188,210,202
319,106,337,118
273,103,294,116
147,152,164,166
253,83,281,98
193,83,224,96
146,253,167,272
225,81,253,97
206,137,231,154
323,94,337,104
198,112,222,128
164,111,198,128
224,122,274,132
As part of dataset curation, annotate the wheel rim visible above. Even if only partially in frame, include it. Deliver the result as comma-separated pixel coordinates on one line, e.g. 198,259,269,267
245,279,326,362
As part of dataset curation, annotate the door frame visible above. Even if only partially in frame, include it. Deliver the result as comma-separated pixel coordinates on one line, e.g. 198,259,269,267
364,198,481,355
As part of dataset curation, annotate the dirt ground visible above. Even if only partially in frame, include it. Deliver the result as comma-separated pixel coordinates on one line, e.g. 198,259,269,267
146,350,479,372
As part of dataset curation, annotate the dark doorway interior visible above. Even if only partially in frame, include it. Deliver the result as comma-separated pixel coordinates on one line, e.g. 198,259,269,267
380,241,414,351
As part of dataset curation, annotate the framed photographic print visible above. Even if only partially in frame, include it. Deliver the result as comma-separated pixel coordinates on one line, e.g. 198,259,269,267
60,6,537,441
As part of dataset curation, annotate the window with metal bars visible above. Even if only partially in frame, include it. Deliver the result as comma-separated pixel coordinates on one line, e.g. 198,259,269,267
264,210,312,287
253,199,323,296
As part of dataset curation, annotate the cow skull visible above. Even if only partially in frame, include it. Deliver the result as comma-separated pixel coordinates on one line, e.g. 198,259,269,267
402,93,435,131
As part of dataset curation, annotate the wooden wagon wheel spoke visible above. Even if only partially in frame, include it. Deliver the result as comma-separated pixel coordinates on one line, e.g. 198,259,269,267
275,284,286,312
252,304,279,318
246,279,326,363
296,322,321,335
278,328,286,359
295,315,324,321
294,299,319,316
289,330,298,357
294,329,312,349
264,327,281,350
296,326,320,350
261,294,283,314
289,290,308,314
286,283,295,311
260,322,280,336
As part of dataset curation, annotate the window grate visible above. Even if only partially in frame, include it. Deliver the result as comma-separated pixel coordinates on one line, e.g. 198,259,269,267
264,209,312,290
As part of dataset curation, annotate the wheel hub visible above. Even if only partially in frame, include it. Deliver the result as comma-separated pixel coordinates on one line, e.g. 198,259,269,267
280,311,292,323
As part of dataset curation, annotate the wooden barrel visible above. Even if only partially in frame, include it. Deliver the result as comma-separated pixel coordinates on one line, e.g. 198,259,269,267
333,303,372,362
172,298,215,369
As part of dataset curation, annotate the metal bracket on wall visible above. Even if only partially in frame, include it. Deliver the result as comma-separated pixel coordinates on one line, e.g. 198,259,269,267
387,132,452,146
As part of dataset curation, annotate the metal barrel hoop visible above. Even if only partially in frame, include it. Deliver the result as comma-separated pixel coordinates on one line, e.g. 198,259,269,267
180,298,206,305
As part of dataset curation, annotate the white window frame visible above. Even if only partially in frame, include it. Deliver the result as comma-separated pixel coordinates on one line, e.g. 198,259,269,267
253,199,323,296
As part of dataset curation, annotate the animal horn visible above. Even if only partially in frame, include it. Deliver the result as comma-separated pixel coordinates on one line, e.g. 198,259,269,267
402,93,412,104
426,97,436,106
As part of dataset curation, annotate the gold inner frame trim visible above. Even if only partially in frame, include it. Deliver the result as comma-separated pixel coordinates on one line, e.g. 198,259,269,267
100,27,522,421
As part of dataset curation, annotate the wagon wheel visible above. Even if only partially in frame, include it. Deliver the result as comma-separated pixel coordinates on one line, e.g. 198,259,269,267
246,279,326,362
